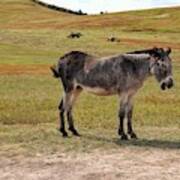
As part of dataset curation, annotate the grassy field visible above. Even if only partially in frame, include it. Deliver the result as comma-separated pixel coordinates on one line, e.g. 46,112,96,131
0,0,180,156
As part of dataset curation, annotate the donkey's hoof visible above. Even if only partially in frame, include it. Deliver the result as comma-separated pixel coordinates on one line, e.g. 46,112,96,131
74,132,81,137
59,128,68,137
121,134,128,140
131,133,138,139
72,130,81,136
69,127,81,137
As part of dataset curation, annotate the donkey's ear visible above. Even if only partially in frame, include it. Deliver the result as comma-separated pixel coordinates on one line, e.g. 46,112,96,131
166,47,171,55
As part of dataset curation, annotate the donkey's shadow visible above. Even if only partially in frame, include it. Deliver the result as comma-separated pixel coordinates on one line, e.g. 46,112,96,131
83,134,180,150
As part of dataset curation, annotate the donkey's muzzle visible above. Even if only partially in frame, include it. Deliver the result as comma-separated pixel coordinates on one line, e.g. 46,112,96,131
161,78,174,90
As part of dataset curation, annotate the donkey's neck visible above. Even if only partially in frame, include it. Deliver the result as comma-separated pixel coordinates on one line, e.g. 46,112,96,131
126,54,152,82
137,58,152,81
123,53,151,79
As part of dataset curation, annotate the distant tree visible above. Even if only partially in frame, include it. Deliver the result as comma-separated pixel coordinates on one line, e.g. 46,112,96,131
78,9,83,15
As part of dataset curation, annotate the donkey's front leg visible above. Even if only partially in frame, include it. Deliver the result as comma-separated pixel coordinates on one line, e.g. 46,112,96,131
127,102,137,139
118,99,128,140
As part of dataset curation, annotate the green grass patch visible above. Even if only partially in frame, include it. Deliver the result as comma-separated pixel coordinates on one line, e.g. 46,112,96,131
0,124,179,156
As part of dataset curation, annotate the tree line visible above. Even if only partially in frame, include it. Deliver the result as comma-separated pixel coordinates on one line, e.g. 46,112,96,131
31,0,87,15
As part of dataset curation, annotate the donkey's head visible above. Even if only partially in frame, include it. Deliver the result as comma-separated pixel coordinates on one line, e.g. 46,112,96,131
150,47,173,90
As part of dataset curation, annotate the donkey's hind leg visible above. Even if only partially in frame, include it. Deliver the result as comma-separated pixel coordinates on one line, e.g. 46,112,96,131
65,88,82,136
58,98,68,137
127,102,137,139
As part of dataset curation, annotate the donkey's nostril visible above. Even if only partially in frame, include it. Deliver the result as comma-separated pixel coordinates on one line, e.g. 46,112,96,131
167,79,174,89
161,82,166,90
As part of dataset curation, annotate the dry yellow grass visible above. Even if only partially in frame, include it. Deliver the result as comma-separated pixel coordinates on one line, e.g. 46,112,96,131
0,0,179,159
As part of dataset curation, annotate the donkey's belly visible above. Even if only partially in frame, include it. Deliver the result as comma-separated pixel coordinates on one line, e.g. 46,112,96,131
77,84,116,96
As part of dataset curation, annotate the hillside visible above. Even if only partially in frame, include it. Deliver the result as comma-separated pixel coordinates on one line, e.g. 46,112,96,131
1,0,180,33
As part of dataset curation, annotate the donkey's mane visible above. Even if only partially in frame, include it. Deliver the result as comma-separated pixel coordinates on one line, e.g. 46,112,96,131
122,53,150,61
127,48,157,54
127,48,166,58
121,48,161,62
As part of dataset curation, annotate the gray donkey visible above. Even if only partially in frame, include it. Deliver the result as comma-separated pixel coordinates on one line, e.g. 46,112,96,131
51,47,173,140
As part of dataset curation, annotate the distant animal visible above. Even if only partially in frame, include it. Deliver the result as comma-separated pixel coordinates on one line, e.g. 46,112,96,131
67,32,82,39
51,47,174,140
107,36,120,42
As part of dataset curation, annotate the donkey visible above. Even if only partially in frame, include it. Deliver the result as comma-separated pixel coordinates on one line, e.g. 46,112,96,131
51,47,174,140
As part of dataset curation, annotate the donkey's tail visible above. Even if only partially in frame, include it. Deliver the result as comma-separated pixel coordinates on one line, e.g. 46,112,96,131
50,65,60,78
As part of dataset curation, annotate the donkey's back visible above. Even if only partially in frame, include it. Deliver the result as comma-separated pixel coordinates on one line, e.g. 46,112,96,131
51,51,148,94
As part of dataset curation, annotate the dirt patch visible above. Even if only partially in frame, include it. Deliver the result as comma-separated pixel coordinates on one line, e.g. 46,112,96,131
0,148,179,180
0,64,50,75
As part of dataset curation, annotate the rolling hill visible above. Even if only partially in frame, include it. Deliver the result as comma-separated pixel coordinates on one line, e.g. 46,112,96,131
1,0,180,32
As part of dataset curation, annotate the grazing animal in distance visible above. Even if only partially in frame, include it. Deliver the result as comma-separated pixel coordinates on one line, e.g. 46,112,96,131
107,36,120,42
51,47,174,140
67,32,82,39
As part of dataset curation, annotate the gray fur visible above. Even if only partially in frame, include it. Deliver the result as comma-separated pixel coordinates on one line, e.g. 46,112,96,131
51,47,174,140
